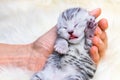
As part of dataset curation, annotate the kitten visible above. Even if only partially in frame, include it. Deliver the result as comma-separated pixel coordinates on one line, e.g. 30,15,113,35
31,7,97,80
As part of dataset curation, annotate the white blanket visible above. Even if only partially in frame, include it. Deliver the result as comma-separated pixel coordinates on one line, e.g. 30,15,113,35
0,0,120,80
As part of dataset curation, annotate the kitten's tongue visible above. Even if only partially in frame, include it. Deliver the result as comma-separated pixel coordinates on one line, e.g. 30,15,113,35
69,35,78,39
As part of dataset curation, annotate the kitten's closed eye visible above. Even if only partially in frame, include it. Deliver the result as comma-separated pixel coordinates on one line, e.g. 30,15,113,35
63,26,67,29
58,26,67,30
74,23,78,28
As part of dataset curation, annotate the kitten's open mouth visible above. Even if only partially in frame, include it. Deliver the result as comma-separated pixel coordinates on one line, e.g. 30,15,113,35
69,35,78,39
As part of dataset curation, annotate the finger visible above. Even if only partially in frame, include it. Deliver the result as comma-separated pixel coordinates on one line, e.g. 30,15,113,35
94,27,106,41
41,26,57,46
93,36,105,57
94,18,108,36
34,26,57,57
101,32,108,49
90,46,100,64
89,8,101,18
94,27,108,48
95,28,107,48
98,18,108,31
94,27,102,36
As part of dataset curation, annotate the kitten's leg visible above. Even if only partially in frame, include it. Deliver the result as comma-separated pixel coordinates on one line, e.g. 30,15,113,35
54,38,69,54
84,17,97,49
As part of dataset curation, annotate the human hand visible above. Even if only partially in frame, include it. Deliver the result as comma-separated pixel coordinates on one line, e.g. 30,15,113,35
31,8,108,71
89,8,108,64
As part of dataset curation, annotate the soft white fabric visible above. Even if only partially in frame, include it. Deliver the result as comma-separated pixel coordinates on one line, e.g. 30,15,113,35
0,0,120,80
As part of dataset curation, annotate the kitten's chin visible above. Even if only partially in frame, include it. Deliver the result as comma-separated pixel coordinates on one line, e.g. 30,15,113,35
68,38,81,44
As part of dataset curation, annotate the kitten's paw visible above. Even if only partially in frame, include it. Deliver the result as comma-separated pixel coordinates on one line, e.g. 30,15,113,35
54,43,69,54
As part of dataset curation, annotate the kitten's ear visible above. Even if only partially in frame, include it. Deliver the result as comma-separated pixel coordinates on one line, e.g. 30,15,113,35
62,12,67,21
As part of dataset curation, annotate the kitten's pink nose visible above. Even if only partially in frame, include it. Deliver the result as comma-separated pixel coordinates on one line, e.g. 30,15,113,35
68,31,73,35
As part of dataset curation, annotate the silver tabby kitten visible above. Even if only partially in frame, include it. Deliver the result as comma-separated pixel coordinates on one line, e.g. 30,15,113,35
31,7,97,80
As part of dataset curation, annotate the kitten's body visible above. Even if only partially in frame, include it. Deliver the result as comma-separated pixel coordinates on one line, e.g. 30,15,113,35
31,8,97,80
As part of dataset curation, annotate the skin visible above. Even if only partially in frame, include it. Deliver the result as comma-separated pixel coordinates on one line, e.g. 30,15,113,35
0,8,108,72
89,8,108,64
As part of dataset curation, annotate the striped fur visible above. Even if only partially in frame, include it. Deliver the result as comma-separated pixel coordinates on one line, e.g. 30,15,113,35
31,7,97,80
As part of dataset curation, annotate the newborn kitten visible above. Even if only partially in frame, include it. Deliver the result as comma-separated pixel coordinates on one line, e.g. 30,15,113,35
31,7,97,80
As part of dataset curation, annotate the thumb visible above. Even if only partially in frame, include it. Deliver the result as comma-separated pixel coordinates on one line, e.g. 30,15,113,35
33,26,57,57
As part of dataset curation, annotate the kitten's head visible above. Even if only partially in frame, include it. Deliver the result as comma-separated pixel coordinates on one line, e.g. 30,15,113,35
57,8,96,44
